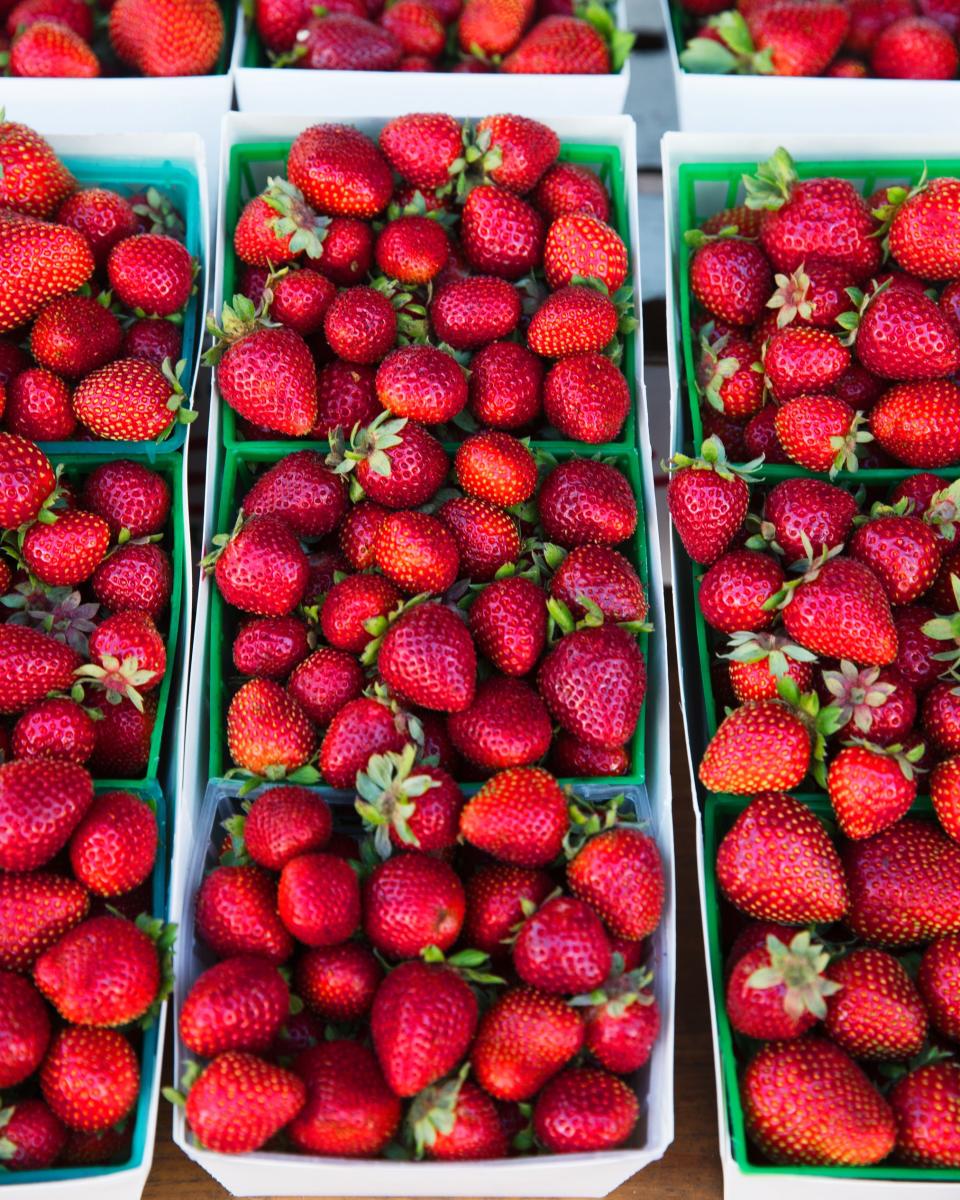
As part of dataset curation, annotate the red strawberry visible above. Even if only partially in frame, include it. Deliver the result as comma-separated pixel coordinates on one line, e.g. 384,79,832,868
849,511,942,604
294,12,402,68
932,756,960,840
55,186,135,266
375,214,448,284
0,870,88,971
267,268,336,337
287,648,363,726
0,432,55,528
460,765,568,867
472,986,583,1101
296,943,382,1022
363,850,465,957
437,495,521,582
81,459,169,538
430,275,521,349
824,946,928,1059
85,610,166,698
107,233,193,318
854,287,960,382
468,339,543,429
379,113,463,190
206,514,308,617
870,379,960,468
873,13,959,75
533,1066,638,1152
0,625,82,716
743,1037,895,1165
541,457,637,549
889,1062,960,1167
376,345,466,423
528,282,619,360
533,161,609,222
22,510,110,588
253,0,313,50
469,575,547,676
314,359,380,437
11,696,97,764
582,961,659,1073
0,118,74,218
88,695,155,778
774,394,866,476
243,451,346,539
687,232,772,327
781,556,898,666
917,933,960,1040
228,785,331,871
324,285,397,365
542,351,629,443
319,574,400,655
698,548,784,634
226,678,316,779
0,1099,66,1170
501,14,614,73
278,852,360,946
461,185,543,281
890,176,960,278
30,295,122,379
288,1040,400,1156
760,476,858,563
0,758,93,871
827,741,922,839
464,863,553,957
454,431,536,508
355,746,463,854
822,661,917,750
319,695,408,788
473,114,558,194
666,437,753,565
550,734,629,777
42,1027,139,1133
697,329,764,421
543,213,626,293
371,959,478,1096
513,895,611,994
329,415,449,509
288,123,393,218
195,864,294,963
232,616,310,679
9,19,99,76
0,210,94,331
726,929,832,1040
448,676,552,771
375,601,476,714
374,510,460,596
458,0,533,54
109,0,223,74
567,824,664,941
233,179,327,268
764,325,850,401
69,789,157,895
893,605,944,691
923,679,960,754
92,542,173,619
408,1072,508,1161
716,792,848,923
0,970,50,1086
744,0,849,73
71,357,194,442
179,1051,305,1154
5,365,76,440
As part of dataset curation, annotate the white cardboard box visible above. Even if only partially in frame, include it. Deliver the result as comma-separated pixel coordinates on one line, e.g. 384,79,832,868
658,0,960,135
662,130,960,1200
230,2,630,116
169,109,674,1198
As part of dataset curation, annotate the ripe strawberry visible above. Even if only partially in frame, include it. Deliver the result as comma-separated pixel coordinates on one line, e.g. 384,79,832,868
542,351,630,443
917,933,960,1040
823,947,928,1060
0,1099,66,1170
253,0,311,50
288,123,392,218
22,510,110,589
226,678,316,779
314,359,380,437
232,617,310,681
178,1050,305,1154
5,365,75,440
294,11,402,68
265,268,335,337
378,113,462,189
696,330,763,420
698,549,783,634
0,970,50,1086
760,476,858,563
687,233,772,327
743,0,849,73
0,625,82,716
233,179,326,268
430,275,521,349
473,986,583,1101
743,1037,895,1166
873,13,959,75
448,675,552,771
726,929,832,1040
460,765,568,867
437,495,521,582
892,605,943,692
68,789,157,896
543,213,627,293
541,457,637,549
0,118,74,219
330,415,449,510
408,1072,508,1161
42,1026,139,1133
72,357,193,442
764,326,850,401
0,758,93,871
324,285,397,365
226,786,330,872
502,14,613,72
471,114,558,195
782,557,898,666
550,734,629,777
567,824,664,941
30,294,122,379
81,460,169,538
109,0,223,74
11,696,96,764
889,1062,960,1167
355,746,462,854
9,20,100,76
469,575,547,676
890,176,960,279
107,233,193,318
454,431,536,507
88,695,155,778
278,852,360,946
92,542,172,620
856,287,960,382
375,601,476,713
923,680,960,753
243,453,346,540
0,871,84,976
206,514,307,617
849,512,942,605
716,792,848,923
871,379,960,467
0,211,94,332
375,214,448,284
363,850,465,957
84,611,166,699
55,185,135,264
458,0,532,54
461,185,543,281
0,432,55,529
296,943,382,1022
372,510,460,597
319,695,407,788
533,161,609,222
318,575,398,656
289,1040,400,1156
827,741,921,839
468,339,543,429
287,648,364,726
775,394,868,476
932,756,960,840
464,863,553,957
376,345,466,423
513,895,611,994
196,864,293,963
666,438,753,564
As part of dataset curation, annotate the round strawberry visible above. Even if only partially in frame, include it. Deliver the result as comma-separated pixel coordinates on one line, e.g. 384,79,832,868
430,275,521,349
363,850,464,957
533,1068,638,1153
469,575,547,677
687,232,773,326
68,789,157,896
824,947,928,1060
91,542,172,619
182,1051,306,1155
180,956,288,1058
890,1062,960,1167
376,344,466,423
107,233,193,317
41,1026,139,1132
22,510,110,588
447,675,552,771
11,697,96,765
0,432,55,528
324,285,397,364
726,929,833,1040
544,213,628,292
468,339,543,429
459,766,568,868
296,942,382,1021
30,294,122,379
514,895,612,994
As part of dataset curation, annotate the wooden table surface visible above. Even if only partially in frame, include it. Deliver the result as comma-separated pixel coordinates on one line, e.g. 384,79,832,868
142,666,724,1200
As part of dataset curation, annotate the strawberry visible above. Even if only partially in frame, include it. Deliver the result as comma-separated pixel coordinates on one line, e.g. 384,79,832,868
686,232,772,327
287,648,364,726
849,511,942,604
84,610,166,699
0,432,55,528
196,864,293,963
379,113,463,191
870,379,960,467
289,1040,400,1156
824,947,928,1060
0,870,87,971
716,792,848,923
852,286,960,381
448,675,552,770
775,394,868,476
473,986,583,1101
72,357,193,442
437,495,521,581
92,542,172,619
542,351,630,443
458,0,533,54
780,557,898,666
227,785,332,871
513,895,611,994
743,1037,895,1166
468,339,543,429
893,605,944,691
430,275,521,349
376,344,466,423
472,115,558,194
88,695,154,778
363,850,464,957
312,216,374,285
30,294,122,378
917,933,960,1040
375,214,448,284
314,360,380,436
374,601,477,713
294,12,402,68
464,863,553,957
278,852,360,946
323,285,397,365
889,1062,960,1167
502,14,615,72
205,296,318,437
5,365,74,440
455,432,536,507
0,118,74,219
0,970,50,1086
827,741,922,839
268,268,335,336
22,510,110,589
288,123,392,219
233,617,310,680
469,575,547,676
109,0,223,74
0,1100,66,1170
527,285,617,359
744,0,849,74
373,510,460,596
567,824,664,941
408,1072,508,1161
726,929,833,1040
697,330,763,420
107,233,193,318
61,1124,129,1167
581,961,659,1073
233,179,327,268
11,696,96,764
845,0,912,53
329,415,449,510
0,758,93,871
845,818,960,945
923,680,960,753
873,13,959,75
538,623,645,750
68,789,157,896
33,913,163,1027
319,575,401,655
760,476,857,563
319,695,407,788
698,548,784,633
0,625,82,715
460,765,568,867
355,746,463,853
534,1067,637,1152
0,211,94,332
932,756,960,840
206,514,308,617
764,326,850,401
9,20,100,76
55,186,135,265
296,943,382,1021
666,437,754,565
543,213,626,292
766,257,853,330
551,734,629,777
461,185,543,281
371,959,478,1096
254,0,311,50
177,1051,305,1154
42,1027,139,1132
541,457,637,549
81,460,169,538
244,453,347,540
890,176,960,279
835,362,884,410
226,678,316,779
533,161,609,222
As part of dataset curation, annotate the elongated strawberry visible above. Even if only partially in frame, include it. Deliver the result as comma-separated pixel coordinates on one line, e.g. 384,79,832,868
288,124,393,219
0,118,75,219
288,1040,400,1157
667,437,758,565
567,823,664,941
72,357,194,442
226,678,317,780
469,575,547,676
870,379,960,468
472,986,583,1101
0,211,94,332
775,394,869,476
0,759,93,871
372,601,476,714
195,864,293,964
460,766,568,867
437,496,521,582
21,510,110,588
373,510,460,596
327,413,449,510
889,176,960,280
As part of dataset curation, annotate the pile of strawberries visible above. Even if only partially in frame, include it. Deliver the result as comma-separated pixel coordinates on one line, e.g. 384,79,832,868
1,0,223,79
254,0,631,75
0,116,197,444
685,148,960,475
213,112,637,448
679,0,960,80
0,435,176,780
172,774,665,1158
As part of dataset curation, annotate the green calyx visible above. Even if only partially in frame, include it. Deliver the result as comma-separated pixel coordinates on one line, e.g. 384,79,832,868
221,807,251,866
224,763,321,796
663,434,763,483
841,737,926,781
836,278,892,345
570,955,655,1016
742,147,799,212
767,265,814,328
407,1064,471,1158
679,10,772,76
159,357,196,435
360,594,429,668
696,330,762,414
355,742,440,858
203,293,277,365
73,653,155,713
922,575,960,674
369,275,429,343
563,792,644,859
821,659,898,734
261,176,329,259
419,944,504,985
746,930,839,1021
774,674,845,787
545,595,650,643
721,630,817,677
162,1060,203,1109
131,186,185,239
199,508,245,576
825,410,873,481
326,410,408,502
924,479,960,541
578,2,635,73
447,121,503,201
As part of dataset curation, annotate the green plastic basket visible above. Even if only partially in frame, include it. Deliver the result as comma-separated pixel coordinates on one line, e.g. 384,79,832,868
37,152,205,462
204,443,650,788
703,790,960,1182
216,136,638,459
10,777,170,1185
54,453,186,785
675,154,960,484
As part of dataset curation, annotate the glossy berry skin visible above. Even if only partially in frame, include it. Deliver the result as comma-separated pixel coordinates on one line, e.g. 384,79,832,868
541,459,637,549
568,826,664,941
0,970,50,1087
514,896,612,994
715,792,849,924
227,678,316,779
890,176,960,279
873,14,959,78
72,357,190,442
0,759,94,872
533,161,610,222
533,1068,639,1153
870,380,960,468
743,1037,895,1166
6,366,76,440
287,648,364,726
827,745,917,840
699,697,813,795
0,1099,66,1169
764,326,850,402
459,766,568,868
455,431,537,507
472,987,584,1102
551,734,629,778
824,948,928,1060
0,212,94,334
213,515,308,618
725,942,820,1041
270,269,336,337
179,956,289,1057
107,234,193,317
410,1077,508,1162
243,451,346,540
923,681,960,754
0,626,82,717
278,853,360,947
932,756,960,841
313,360,379,437
889,1063,960,1167
88,611,166,692
354,421,449,510
698,549,783,634
858,289,960,381
92,542,173,619
464,864,553,958
373,510,460,596
917,933,960,1041
215,326,317,437
319,575,401,655
296,943,382,1022
759,176,881,282
469,576,548,677
543,351,630,443
667,463,747,566
437,496,521,582
30,294,122,378
195,865,294,964
849,514,942,605
0,871,89,972
81,459,169,538
528,286,618,359
447,676,552,771
12,697,97,765
430,276,521,350
376,345,466,424
783,558,898,667
461,185,543,281
376,602,476,714
288,1040,400,1157
468,340,543,429
689,237,772,326
319,697,406,790
241,786,332,870
324,286,396,365
288,124,393,219
363,851,464,958
41,1027,140,1133
184,1051,306,1155
68,789,157,896
22,510,109,588
232,616,311,679
762,477,858,564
